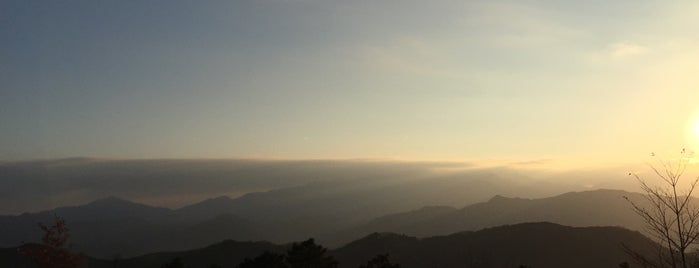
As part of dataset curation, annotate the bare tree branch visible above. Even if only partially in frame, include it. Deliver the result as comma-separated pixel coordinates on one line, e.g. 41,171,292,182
625,151,699,268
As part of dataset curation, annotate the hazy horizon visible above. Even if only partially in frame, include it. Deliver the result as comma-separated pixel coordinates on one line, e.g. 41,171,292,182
0,156,666,215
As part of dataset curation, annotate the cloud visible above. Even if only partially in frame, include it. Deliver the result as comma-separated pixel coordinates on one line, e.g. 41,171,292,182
509,158,554,167
608,42,648,58
460,2,586,48
357,36,460,79
0,158,650,216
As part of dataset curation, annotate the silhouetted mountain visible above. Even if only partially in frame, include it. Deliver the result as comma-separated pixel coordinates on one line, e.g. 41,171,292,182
89,240,286,268
333,222,658,268
2,240,286,268
59,196,172,221
325,189,654,247
9,159,546,215
2,167,574,257
4,158,616,218
0,196,170,249
0,187,661,259
18,222,656,268
173,196,237,223
166,214,266,250
330,205,458,239
198,169,571,243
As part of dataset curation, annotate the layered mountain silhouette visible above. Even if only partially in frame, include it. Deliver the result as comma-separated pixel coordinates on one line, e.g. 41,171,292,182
2,222,659,268
7,159,607,216
0,196,268,258
333,222,657,268
324,189,656,246
0,170,594,258
1,188,665,258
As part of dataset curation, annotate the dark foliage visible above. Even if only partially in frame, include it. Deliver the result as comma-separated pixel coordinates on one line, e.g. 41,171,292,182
359,254,400,268
161,257,185,268
286,239,338,268
234,240,337,268
17,215,83,268
237,251,288,268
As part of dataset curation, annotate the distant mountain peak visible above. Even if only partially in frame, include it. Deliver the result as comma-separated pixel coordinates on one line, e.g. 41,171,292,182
487,194,531,203
347,232,418,247
366,232,403,239
488,194,511,202
75,196,170,213
87,196,133,206
555,188,632,199
174,195,237,219
183,195,235,208
206,195,234,202
100,195,126,201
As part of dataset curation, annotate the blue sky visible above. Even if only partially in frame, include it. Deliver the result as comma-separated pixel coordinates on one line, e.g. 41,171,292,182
3,1,699,166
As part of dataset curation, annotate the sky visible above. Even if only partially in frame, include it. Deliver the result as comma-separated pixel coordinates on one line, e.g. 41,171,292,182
3,0,699,167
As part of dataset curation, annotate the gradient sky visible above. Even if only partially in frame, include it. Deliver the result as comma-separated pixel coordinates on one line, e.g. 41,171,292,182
3,1,699,166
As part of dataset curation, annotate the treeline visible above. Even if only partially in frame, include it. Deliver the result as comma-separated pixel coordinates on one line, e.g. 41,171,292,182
160,238,398,268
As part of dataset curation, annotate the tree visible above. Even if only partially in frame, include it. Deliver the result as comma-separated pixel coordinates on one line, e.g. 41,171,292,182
625,149,699,268
359,254,400,268
161,257,185,268
17,215,83,268
286,238,338,268
237,251,288,268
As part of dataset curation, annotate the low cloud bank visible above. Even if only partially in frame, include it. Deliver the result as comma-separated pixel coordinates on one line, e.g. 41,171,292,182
0,158,638,215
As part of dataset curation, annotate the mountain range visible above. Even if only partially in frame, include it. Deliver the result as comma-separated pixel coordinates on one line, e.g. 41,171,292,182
1,222,659,268
6,158,610,216
323,189,655,246
0,187,661,259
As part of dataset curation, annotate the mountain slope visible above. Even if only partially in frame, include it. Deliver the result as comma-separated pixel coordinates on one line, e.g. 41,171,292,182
92,240,286,268
83,222,661,268
0,222,658,268
201,169,568,243
0,187,655,258
1,222,660,268
333,222,658,268
0,197,264,258
1,167,569,257
326,189,654,247
0,196,171,248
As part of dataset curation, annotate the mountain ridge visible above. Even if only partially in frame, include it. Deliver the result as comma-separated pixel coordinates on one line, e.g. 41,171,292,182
19,222,654,268
0,188,657,258
323,188,652,247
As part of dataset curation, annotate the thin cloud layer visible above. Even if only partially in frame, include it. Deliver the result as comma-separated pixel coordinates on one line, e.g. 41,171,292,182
0,158,461,214
608,42,648,59
0,157,647,215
